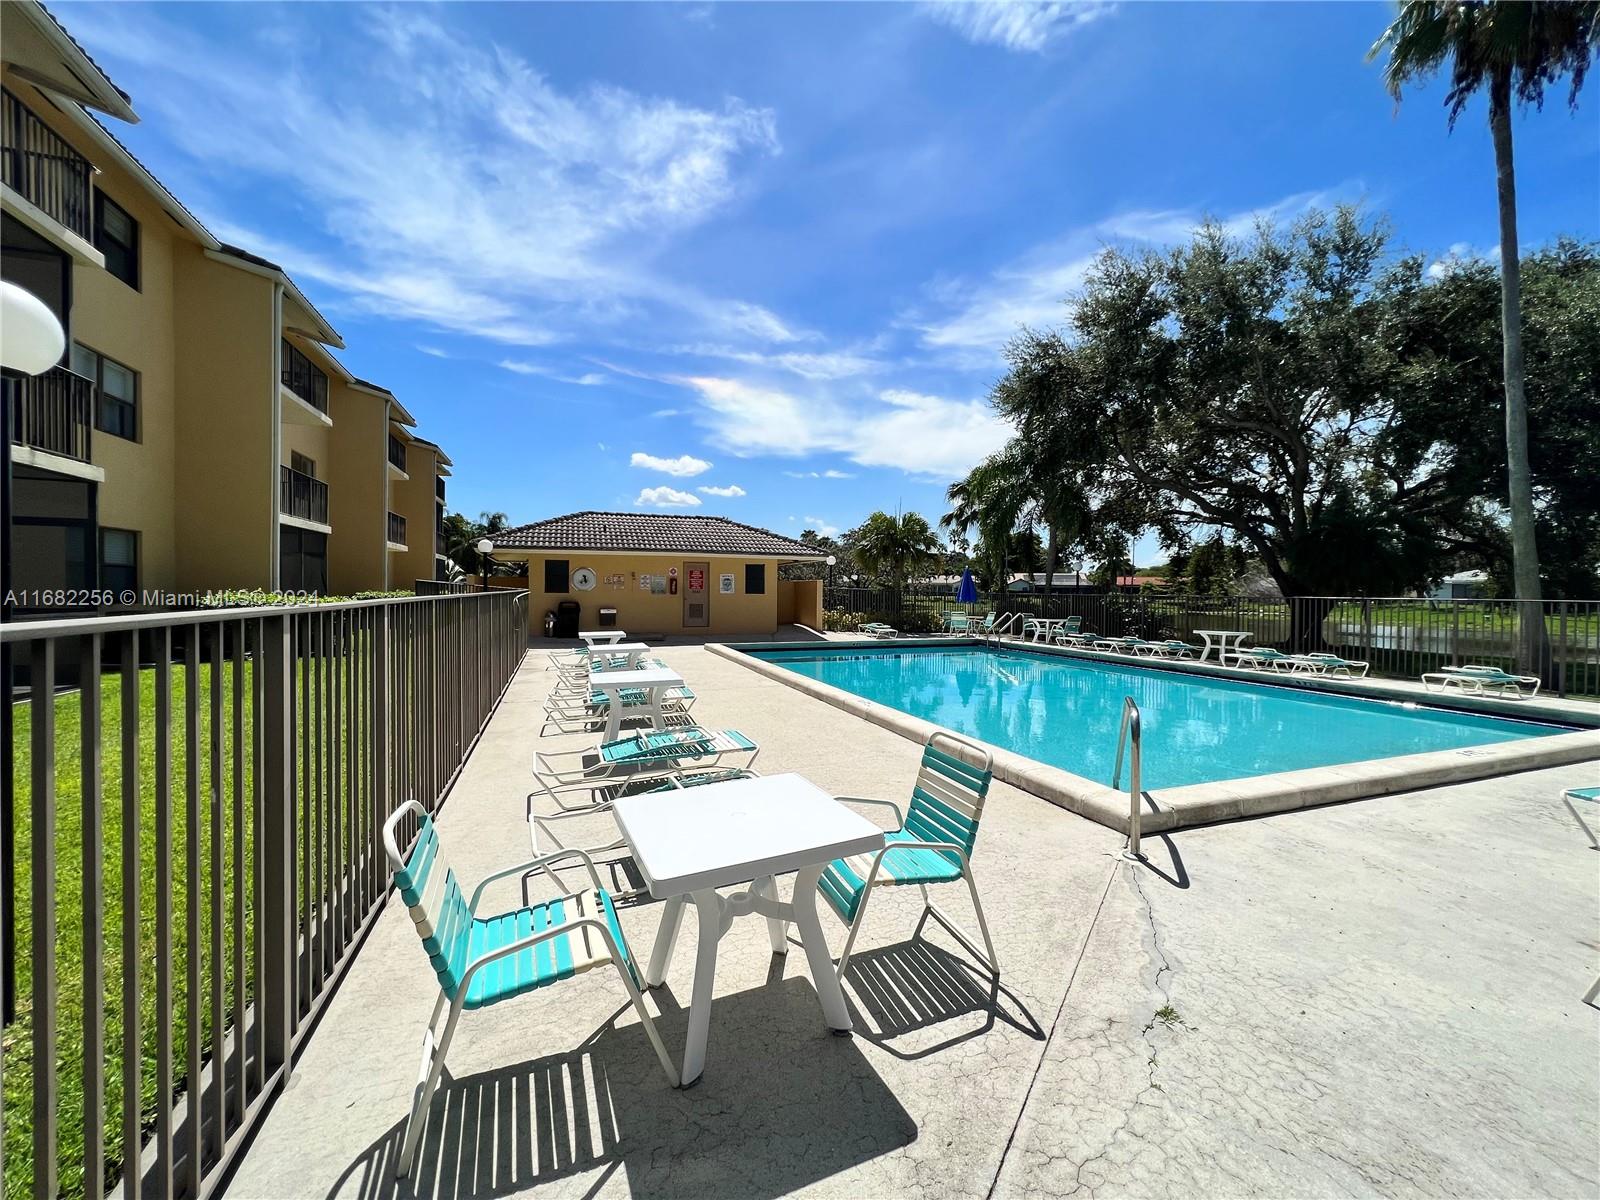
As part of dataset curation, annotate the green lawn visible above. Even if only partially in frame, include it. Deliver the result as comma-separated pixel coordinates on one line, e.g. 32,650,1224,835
7,661,258,1200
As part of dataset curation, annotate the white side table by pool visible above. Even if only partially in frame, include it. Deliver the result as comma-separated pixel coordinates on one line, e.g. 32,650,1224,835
579,629,628,648
1194,629,1252,664
588,665,684,742
611,772,885,1087
597,641,654,668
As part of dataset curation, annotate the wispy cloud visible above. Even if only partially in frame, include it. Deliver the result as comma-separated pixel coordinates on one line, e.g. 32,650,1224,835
416,344,450,358
650,408,682,419
677,376,1010,478
784,469,855,479
914,187,1354,363
1426,241,1499,279
803,515,843,538
635,485,701,508
498,359,609,385
698,484,746,497
67,5,786,349
918,1,1116,53
675,345,878,381
631,452,712,477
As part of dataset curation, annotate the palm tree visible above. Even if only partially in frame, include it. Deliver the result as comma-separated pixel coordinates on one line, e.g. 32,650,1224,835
942,455,1028,589
853,510,943,598
1371,0,1598,671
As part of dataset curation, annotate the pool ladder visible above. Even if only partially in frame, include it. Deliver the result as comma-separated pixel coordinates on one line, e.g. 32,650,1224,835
1111,695,1145,860
984,613,1023,645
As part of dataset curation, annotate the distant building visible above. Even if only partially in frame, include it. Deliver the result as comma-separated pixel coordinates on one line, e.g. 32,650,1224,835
1426,570,1490,601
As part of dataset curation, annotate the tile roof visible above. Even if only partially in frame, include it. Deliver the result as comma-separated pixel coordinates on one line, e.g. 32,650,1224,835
491,511,828,558
37,2,133,106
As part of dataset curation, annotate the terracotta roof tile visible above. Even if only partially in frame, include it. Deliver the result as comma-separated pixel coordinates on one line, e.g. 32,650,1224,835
490,511,826,558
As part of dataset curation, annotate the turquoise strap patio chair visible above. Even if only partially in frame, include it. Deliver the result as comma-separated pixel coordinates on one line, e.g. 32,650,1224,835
539,682,697,736
532,724,760,812
819,731,999,979
1234,647,1298,671
1294,652,1370,677
383,801,677,1177
1559,787,1600,1007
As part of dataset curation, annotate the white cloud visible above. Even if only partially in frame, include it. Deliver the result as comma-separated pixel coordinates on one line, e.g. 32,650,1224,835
416,344,450,358
1426,241,1499,279
635,486,702,508
631,452,712,477
698,484,746,497
66,5,786,348
499,360,610,385
676,376,1011,478
785,469,855,479
676,345,879,380
915,187,1354,362
650,408,682,419
497,360,541,375
919,1,1115,53
803,516,843,538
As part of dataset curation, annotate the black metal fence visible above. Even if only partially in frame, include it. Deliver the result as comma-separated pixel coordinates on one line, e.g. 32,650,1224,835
822,587,1600,700
2,589,529,1198
2,87,93,241
8,366,95,463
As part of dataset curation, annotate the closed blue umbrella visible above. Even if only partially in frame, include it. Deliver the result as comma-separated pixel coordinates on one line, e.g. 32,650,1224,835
956,567,979,604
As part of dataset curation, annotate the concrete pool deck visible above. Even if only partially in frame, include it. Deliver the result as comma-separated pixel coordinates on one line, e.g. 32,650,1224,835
224,644,1600,1199
715,637,1600,836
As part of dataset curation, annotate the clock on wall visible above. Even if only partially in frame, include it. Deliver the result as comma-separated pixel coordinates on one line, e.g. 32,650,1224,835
572,567,597,591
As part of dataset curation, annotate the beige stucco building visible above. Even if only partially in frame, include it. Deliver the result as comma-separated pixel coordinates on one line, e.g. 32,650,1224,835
2,0,451,611
489,512,827,638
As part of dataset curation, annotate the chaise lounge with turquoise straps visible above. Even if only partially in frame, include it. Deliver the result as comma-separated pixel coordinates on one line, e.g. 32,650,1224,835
383,800,679,1177
818,730,1000,979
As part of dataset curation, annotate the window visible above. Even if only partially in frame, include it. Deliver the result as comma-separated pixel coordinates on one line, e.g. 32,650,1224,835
72,343,138,441
93,192,139,289
744,563,766,595
100,528,138,594
290,451,316,477
544,558,569,593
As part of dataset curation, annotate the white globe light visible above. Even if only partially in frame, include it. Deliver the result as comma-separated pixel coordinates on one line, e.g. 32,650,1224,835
476,538,494,555
825,555,837,566
1,281,65,375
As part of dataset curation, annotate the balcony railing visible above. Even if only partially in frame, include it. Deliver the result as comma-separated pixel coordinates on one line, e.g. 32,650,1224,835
280,338,328,414
2,87,93,240
387,433,406,473
435,475,446,502
6,364,94,462
436,526,446,556
387,511,407,546
279,464,329,525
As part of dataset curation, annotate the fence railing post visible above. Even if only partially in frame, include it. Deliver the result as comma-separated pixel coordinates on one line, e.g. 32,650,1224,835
259,611,295,1084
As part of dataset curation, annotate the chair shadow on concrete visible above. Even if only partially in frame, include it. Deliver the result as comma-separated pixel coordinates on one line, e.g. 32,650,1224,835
840,932,1044,1061
325,978,915,1200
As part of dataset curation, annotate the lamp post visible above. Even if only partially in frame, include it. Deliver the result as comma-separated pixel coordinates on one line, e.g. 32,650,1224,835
476,537,494,593
1,280,68,1022
825,554,837,595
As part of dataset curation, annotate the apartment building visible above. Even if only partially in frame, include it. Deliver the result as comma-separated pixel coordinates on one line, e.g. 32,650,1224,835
387,432,453,589
1,0,453,612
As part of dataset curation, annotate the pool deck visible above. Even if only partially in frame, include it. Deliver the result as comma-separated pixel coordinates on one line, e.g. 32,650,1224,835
715,636,1600,837
225,643,1600,1199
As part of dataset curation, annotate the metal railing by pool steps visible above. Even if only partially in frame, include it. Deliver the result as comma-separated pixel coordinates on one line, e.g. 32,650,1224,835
1112,696,1144,860
0,588,529,1199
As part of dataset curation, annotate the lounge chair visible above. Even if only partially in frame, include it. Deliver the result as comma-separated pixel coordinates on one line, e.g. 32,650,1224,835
1232,647,1299,671
531,725,761,812
539,681,698,736
1292,652,1370,678
820,731,999,979
1147,639,1200,658
383,801,677,1176
1091,636,1155,654
859,621,898,639
1421,664,1541,698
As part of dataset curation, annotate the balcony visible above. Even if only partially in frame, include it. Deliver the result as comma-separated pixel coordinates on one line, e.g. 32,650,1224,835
280,463,329,526
436,474,446,503
280,337,328,418
387,510,407,548
388,432,407,475
436,525,446,557
2,87,93,242
6,364,94,464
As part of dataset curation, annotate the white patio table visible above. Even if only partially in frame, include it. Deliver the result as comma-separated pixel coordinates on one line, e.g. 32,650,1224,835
588,664,684,742
611,772,885,1087
1194,628,1252,664
579,629,628,648
596,640,653,667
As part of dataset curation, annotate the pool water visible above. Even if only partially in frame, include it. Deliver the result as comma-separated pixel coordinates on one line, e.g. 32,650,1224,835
750,645,1571,789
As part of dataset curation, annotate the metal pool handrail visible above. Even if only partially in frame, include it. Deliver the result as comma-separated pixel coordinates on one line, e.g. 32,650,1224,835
1111,695,1144,860
987,612,1023,643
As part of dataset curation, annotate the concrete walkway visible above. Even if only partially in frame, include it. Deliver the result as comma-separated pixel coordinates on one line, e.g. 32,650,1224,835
226,645,1600,1200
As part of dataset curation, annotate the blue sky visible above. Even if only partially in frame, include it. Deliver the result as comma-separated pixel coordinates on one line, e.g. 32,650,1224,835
66,0,1599,565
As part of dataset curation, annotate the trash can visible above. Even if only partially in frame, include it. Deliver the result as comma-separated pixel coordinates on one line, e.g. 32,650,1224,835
542,610,556,638
598,607,618,628
555,599,581,638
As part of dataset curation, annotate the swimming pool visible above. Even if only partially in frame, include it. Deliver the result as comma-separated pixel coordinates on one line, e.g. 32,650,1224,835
748,644,1574,789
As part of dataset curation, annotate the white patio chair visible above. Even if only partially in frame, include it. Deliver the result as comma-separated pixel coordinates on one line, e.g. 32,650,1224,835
382,801,677,1176
532,725,760,812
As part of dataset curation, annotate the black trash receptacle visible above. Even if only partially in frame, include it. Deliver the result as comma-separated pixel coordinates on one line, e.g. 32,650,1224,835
555,600,581,638
598,607,618,628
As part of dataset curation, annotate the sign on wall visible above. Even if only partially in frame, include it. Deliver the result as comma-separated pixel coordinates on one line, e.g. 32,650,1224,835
605,573,625,589
719,573,735,594
688,567,706,591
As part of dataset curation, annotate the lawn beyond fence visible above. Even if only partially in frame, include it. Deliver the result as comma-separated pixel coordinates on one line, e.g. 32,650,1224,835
2,589,529,1200
823,588,1600,699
